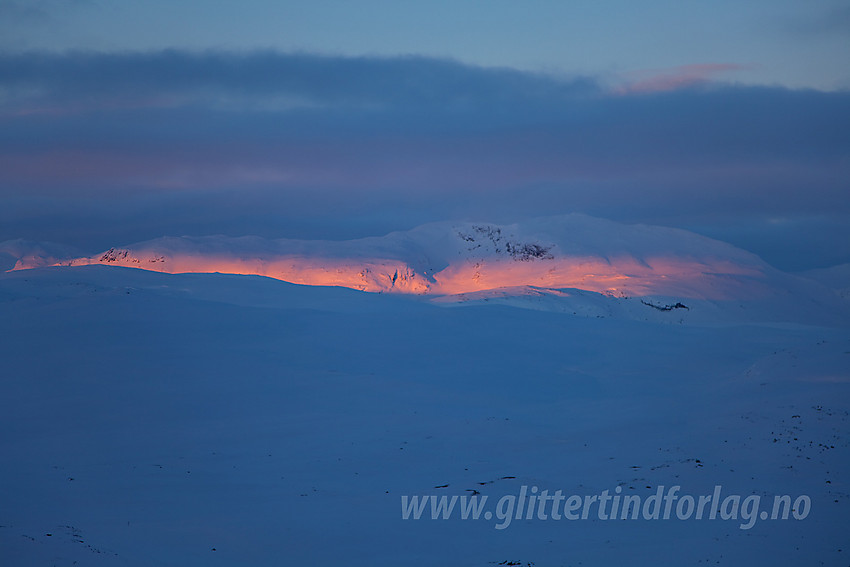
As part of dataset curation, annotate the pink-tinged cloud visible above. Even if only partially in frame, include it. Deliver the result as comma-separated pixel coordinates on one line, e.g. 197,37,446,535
615,63,748,95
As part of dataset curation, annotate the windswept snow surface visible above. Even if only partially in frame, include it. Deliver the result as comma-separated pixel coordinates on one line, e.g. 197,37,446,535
803,264,850,300
1,217,849,565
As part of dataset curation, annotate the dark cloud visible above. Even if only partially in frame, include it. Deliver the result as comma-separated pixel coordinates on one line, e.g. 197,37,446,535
1,51,848,270
0,50,597,112
0,1,49,22
786,3,850,37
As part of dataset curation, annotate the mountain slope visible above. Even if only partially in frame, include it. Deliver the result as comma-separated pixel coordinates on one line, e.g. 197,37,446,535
7,215,785,297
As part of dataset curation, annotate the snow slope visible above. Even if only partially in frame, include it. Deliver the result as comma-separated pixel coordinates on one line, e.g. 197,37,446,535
0,265,848,566
803,264,850,300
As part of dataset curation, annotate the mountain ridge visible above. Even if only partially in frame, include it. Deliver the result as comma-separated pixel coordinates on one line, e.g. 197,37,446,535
4,214,848,327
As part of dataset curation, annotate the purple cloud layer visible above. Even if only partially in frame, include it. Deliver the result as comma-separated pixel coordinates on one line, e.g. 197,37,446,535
1,51,848,270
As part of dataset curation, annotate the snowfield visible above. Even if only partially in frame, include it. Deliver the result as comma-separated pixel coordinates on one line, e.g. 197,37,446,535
1,216,848,566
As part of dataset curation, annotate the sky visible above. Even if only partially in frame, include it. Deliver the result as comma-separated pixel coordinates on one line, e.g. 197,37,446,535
1,0,849,270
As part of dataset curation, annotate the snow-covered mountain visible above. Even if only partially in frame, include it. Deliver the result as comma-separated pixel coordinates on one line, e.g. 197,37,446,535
7,214,847,326
1,215,820,296
0,239,81,273
6,214,850,326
